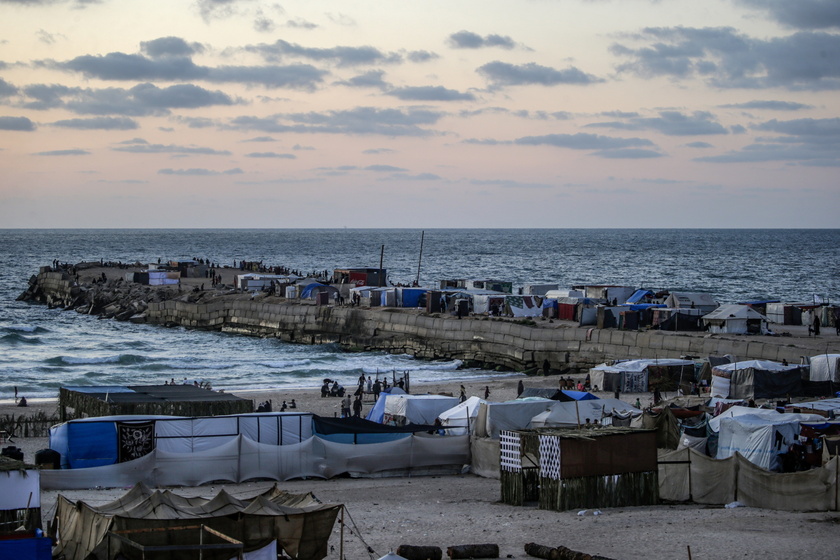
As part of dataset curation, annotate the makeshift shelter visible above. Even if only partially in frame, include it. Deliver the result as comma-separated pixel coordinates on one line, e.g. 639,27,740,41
804,353,840,396
474,400,555,439
299,283,339,300
0,457,50,558
396,287,428,308
504,296,543,318
437,396,484,435
58,385,253,421
589,359,695,393
518,388,599,401
663,292,719,314
702,304,769,334
382,394,460,426
50,412,314,469
716,414,803,471
500,428,658,510
311,415,435,443
709,360,804,400
529,399,641,429
52,483,341,560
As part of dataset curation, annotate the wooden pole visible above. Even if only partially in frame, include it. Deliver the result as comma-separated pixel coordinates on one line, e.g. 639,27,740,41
379,245,385,287
339,506,345,560
416,230,424,286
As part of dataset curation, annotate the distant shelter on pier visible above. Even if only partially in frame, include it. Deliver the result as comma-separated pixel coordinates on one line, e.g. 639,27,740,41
59,384,253,420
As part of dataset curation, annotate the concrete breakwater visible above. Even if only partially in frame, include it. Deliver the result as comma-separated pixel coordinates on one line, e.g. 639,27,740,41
20,268,813,374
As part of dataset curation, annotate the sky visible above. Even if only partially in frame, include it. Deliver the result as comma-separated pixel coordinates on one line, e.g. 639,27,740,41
1,0,839,228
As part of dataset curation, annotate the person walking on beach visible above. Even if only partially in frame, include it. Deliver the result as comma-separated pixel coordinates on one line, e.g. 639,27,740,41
459,385,466,403
353,395,363,418
517,379,524,397
341,394,351,418
373,379,381,401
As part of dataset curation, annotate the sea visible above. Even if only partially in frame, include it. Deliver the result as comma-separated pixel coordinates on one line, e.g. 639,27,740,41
1,229,838,402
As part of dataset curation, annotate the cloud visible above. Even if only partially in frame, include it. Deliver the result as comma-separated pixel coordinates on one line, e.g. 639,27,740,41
588,110,729,135
736,0,840,30
364,164,407,172
246,39,400,67
447,30,516,49
228,106,445,137
112,139,231,155
477,61,603,87
253,11,275,33
720,100,813,111
196,0,244,21
611,26,840,90
56,50,328,90
158,167,243,175
393,172,441,181
514,133,655,150
685,141,714,148
244,152,296,158
340,70,390,89
387,86,475,101
34,149,90,156
407,50,438,63
363,148,395,154
242,136,276,142
471,179,554,189
591,148,664,158
140,37,204,58
696,116,840,164
0,78,19,98
37,29,63,45
286,18,317,30
21,82,236,116
0,116,36,131
51,116,139,129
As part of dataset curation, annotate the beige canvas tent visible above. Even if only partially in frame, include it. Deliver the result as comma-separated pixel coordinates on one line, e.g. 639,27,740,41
52,483,341,560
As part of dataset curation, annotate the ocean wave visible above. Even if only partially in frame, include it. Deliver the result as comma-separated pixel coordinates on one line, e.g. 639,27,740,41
1,332,43,345
2,325,49,334
44,354,148,366
258,359,313,369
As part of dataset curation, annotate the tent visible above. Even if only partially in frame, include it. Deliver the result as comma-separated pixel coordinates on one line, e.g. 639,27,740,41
710,360,804,400
702,304,769,334
51,483,341,560
50,412,315,469
805,354,840,396
474,399,555,439
437,396,484,435
663,292,719,314
716,414,803,471
300,283,339,300
529,399,641,428
364,388,407,423
589,358,695,393
382,394,460,426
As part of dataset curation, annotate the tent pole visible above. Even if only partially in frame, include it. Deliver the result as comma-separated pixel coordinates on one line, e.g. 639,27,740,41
340,506,345,560
416,230,424,286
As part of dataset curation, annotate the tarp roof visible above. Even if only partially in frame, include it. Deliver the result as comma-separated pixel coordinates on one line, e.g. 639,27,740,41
712,360,799,373
311,415,436,434
53,482,341,560
62,385,249,404
591,358,694,373
518,388,599,401
626,289,655,304
703,304,768,321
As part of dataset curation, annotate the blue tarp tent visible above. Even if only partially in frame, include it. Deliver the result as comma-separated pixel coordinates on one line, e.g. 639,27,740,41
365,387,407,423
626,289,655,304
399,288,428,307
300,283,338,299
559,390,599,401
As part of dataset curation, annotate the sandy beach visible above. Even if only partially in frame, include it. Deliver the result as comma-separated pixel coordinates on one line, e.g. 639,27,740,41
3,373,840,559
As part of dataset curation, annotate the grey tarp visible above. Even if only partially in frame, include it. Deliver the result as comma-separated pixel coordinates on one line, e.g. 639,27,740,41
53,483,341,560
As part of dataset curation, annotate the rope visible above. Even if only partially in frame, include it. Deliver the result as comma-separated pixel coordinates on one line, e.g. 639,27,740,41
341,505,377,559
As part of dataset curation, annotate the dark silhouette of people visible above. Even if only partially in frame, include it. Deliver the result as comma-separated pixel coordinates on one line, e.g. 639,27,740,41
517,379,524,397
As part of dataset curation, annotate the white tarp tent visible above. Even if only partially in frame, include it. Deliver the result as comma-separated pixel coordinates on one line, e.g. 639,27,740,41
475,399,554,439
664,292,719,314
716,414,801,471
809,354,840,383
589,358,694,393
529,398,641,428
382,394,460,426
710,360,804,400
438,396,484,435
702,304,769,334
708,406,823,432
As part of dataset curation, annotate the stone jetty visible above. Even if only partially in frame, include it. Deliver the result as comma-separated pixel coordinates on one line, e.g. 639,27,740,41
19,265,826,374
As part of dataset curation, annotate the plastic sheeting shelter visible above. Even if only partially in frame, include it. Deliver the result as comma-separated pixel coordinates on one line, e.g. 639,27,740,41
709,360,804,400
474,400,555,439
589,359,695,393
702,304,769,334
300,283,339,300
396,287,428,308
716,414,802,471
663,292,719,314
50,413,315,469
41,433,470,490
382,394,460,426
438,396,485,435
529,399,641,428
52,483,341,560
807,353,840,386
659,448,839,511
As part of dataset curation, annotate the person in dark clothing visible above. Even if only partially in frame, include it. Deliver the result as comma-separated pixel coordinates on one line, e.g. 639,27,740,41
814,316,821,336
372,379,381,401
352,396,363,418
517,379,524,397
459,385,466,403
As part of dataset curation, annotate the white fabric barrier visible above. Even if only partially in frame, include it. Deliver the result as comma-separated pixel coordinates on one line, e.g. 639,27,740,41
40,434,470,490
